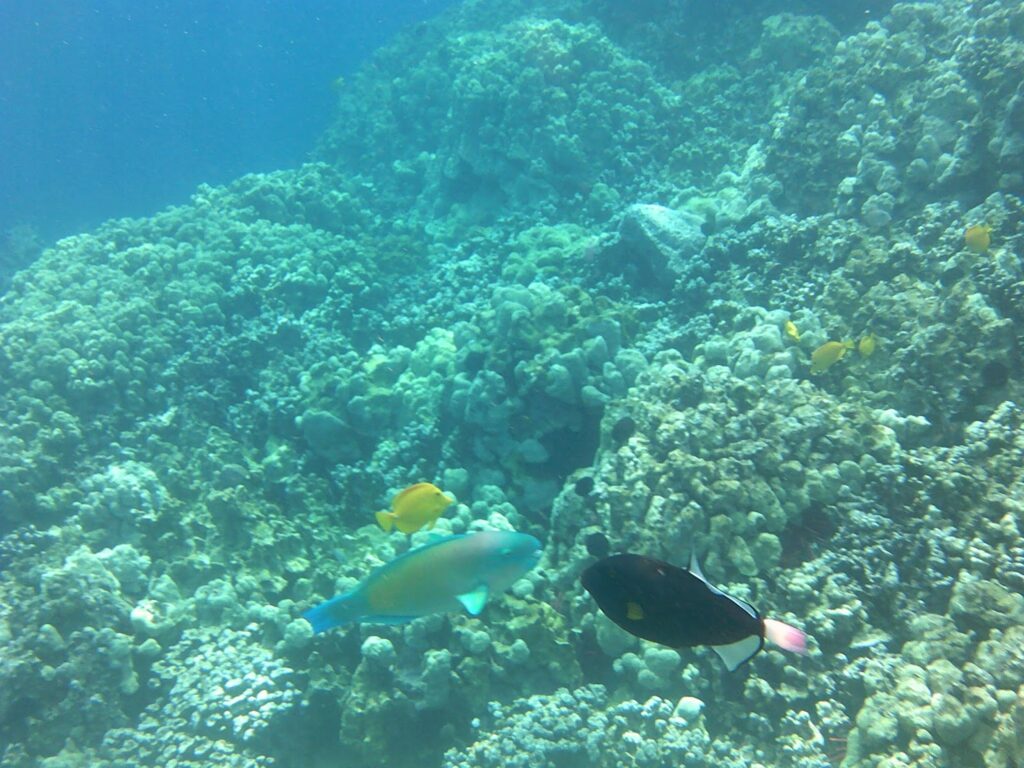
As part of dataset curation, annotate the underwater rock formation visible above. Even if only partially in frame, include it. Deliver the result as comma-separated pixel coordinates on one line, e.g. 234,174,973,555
1,1,1022,767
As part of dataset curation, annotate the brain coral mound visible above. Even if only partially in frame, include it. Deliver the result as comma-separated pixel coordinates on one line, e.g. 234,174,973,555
1,1,1023,767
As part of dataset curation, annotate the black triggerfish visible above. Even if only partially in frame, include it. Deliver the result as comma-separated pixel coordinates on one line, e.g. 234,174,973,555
581,552,807,671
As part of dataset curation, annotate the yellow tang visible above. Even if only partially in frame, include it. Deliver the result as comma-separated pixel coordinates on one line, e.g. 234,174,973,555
375,482,454,534
858,332,877,358
810,340,854,375
964,224,991,253
784,320,801,343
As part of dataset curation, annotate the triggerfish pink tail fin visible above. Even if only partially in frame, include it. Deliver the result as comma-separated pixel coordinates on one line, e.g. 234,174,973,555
763,618,807,655
375,510,394,532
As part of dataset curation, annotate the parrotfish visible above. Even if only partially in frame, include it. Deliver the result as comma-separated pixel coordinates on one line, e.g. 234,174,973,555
304,531,541,632
581,552,807,671
375,482,454,534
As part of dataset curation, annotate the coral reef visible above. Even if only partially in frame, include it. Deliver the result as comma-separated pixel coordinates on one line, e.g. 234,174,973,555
443,686,721,768
1,1,1022,767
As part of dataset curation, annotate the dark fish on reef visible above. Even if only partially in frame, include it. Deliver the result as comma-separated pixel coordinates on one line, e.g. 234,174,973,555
581,552,807,671
584,532,610,558
574,476,595,497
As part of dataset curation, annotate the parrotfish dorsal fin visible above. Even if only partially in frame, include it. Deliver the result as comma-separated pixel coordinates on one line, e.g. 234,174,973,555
711,633,765,671
456,584,489,615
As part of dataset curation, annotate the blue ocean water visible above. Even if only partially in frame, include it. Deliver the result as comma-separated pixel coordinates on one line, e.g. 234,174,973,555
0,0,457,242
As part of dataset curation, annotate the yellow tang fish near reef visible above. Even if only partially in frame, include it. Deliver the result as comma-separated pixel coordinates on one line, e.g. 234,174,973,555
784,320,801,343
964,224,992,253
375,482,454,534
810,340,854,375
858,332,878,358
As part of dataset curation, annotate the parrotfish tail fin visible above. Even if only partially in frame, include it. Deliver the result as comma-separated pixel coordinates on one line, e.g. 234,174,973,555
303,593,359,634
375,510,394,532
763,618,808,655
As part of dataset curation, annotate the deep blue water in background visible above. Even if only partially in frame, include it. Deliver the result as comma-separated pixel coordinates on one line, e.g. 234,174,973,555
0,0,457,243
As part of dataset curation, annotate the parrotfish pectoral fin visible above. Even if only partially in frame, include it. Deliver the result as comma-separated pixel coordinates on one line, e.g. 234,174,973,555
711,634,765,672
303,593,360,634
455,584,489,615
763,618,808,655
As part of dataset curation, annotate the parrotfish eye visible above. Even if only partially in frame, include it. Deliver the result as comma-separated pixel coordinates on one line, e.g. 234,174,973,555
500,546,513,556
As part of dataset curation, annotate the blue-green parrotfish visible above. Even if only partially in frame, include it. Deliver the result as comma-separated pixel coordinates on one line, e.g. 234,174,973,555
304,531,542,632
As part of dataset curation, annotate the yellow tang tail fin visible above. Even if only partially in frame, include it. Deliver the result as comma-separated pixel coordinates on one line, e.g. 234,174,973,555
375,510,394,532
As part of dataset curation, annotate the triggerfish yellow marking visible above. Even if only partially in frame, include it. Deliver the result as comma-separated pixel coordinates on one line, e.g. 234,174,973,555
810,340,854,375
303,531,542,632
964,224,992,253
375,482,454,534
784,320,800,343
581,552,807,672
858,332,877,358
